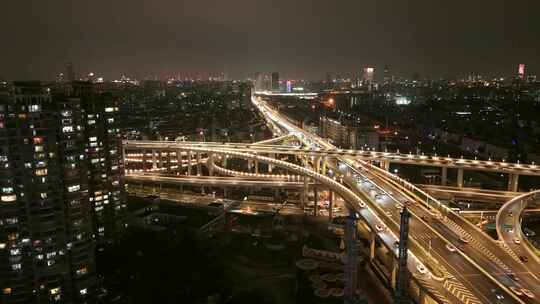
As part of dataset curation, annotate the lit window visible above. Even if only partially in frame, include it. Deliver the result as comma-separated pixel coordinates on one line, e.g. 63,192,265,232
12,263,21,270
40,193,47,199
80,288,87,295
105,107,114,112
29,104,41,112
34,145,44,152
3,288,11,295
2,187,13,194
10,249,20,255
0,243,6,249
76,266,87,276
1,195,17,202
67,185,80,192
89,137,97,142
33,137,43,144
62,126,74,133
35,169,48,176
50,287,61,295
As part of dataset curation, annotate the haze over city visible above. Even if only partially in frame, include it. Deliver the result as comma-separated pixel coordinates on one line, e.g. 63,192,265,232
2,0,540,80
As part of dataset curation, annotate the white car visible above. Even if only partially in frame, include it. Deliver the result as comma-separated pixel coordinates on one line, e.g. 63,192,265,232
446,244,457,252
416,264,428,274
510,286,523,296
514,238,521,244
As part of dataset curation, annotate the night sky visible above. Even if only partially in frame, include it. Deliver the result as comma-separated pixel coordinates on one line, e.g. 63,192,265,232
2,0,539,80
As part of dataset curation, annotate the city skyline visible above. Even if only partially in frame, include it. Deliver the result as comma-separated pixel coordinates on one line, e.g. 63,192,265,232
2,0,540,80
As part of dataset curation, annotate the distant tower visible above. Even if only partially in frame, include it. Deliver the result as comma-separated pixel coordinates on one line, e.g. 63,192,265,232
65,62,75,82
518,64,526,80
362,67,375,90
394,207,411,304
271,72,280,92
383,65,391,84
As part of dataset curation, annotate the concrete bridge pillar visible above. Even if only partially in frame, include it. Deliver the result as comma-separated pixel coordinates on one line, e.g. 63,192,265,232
441,167,448,186
268,153,275,172
152,149,157,169
315,156,321,173
208,153,214,176
369,232,376,261
222,154,227,168
508,173,519,192
177,149,183,174
457,168,464,188
328,190,334,222
391,261,398,290
322,157,327,174
142,149,147,171
196,152,202,175
158,151,163,169
380,160,390,171
187,151,192,176
313,187,318,216
302,176,308,210
255,160,259,174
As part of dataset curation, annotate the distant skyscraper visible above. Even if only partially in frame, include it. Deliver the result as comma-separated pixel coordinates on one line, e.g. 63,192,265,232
254,72,264,91
65,62,75,82
271,72,280,92
383,65,391,84
362,67,375,91
286,80,292,93
518,64,526,80
70,82,126,244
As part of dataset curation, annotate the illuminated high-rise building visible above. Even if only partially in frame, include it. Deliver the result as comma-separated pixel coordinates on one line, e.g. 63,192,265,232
65,62,75,82
0,82,96,303
271,72,280,92
70,82,126,245
518,64,526,80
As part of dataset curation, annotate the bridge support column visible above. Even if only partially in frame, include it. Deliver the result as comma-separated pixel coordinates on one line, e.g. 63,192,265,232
391,261,398,290
441,167,448,186
457,168,464,188
369,232,376,261
255,160,259,174
322,157,327,175
380,160,390,171
222,155,227,168
508,173,519,192
187,151,192,176
313,187,318,216
177,149,183,174
302,176,308,211
152,149,157,169
268,153,275,172
208,153,214,176
223,187,228,198
196,152,202,176
315,156,321,173
158,151,163,169
142,149,147,171
328,191,334,222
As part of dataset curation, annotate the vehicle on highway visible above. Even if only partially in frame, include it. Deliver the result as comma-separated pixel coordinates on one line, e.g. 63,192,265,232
375,224,385,232
446,244,457,252
385,211,393,217
522,289,535,299
459,236,470,244
457,244,465,251
507,273,520,281
416,264,427,274
359,202,366,208
490,289,505,301
519,256,528,263
514,238,521,244
508,211,513,217
394,240,399,247
395,203,402,210
510,286,523,296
